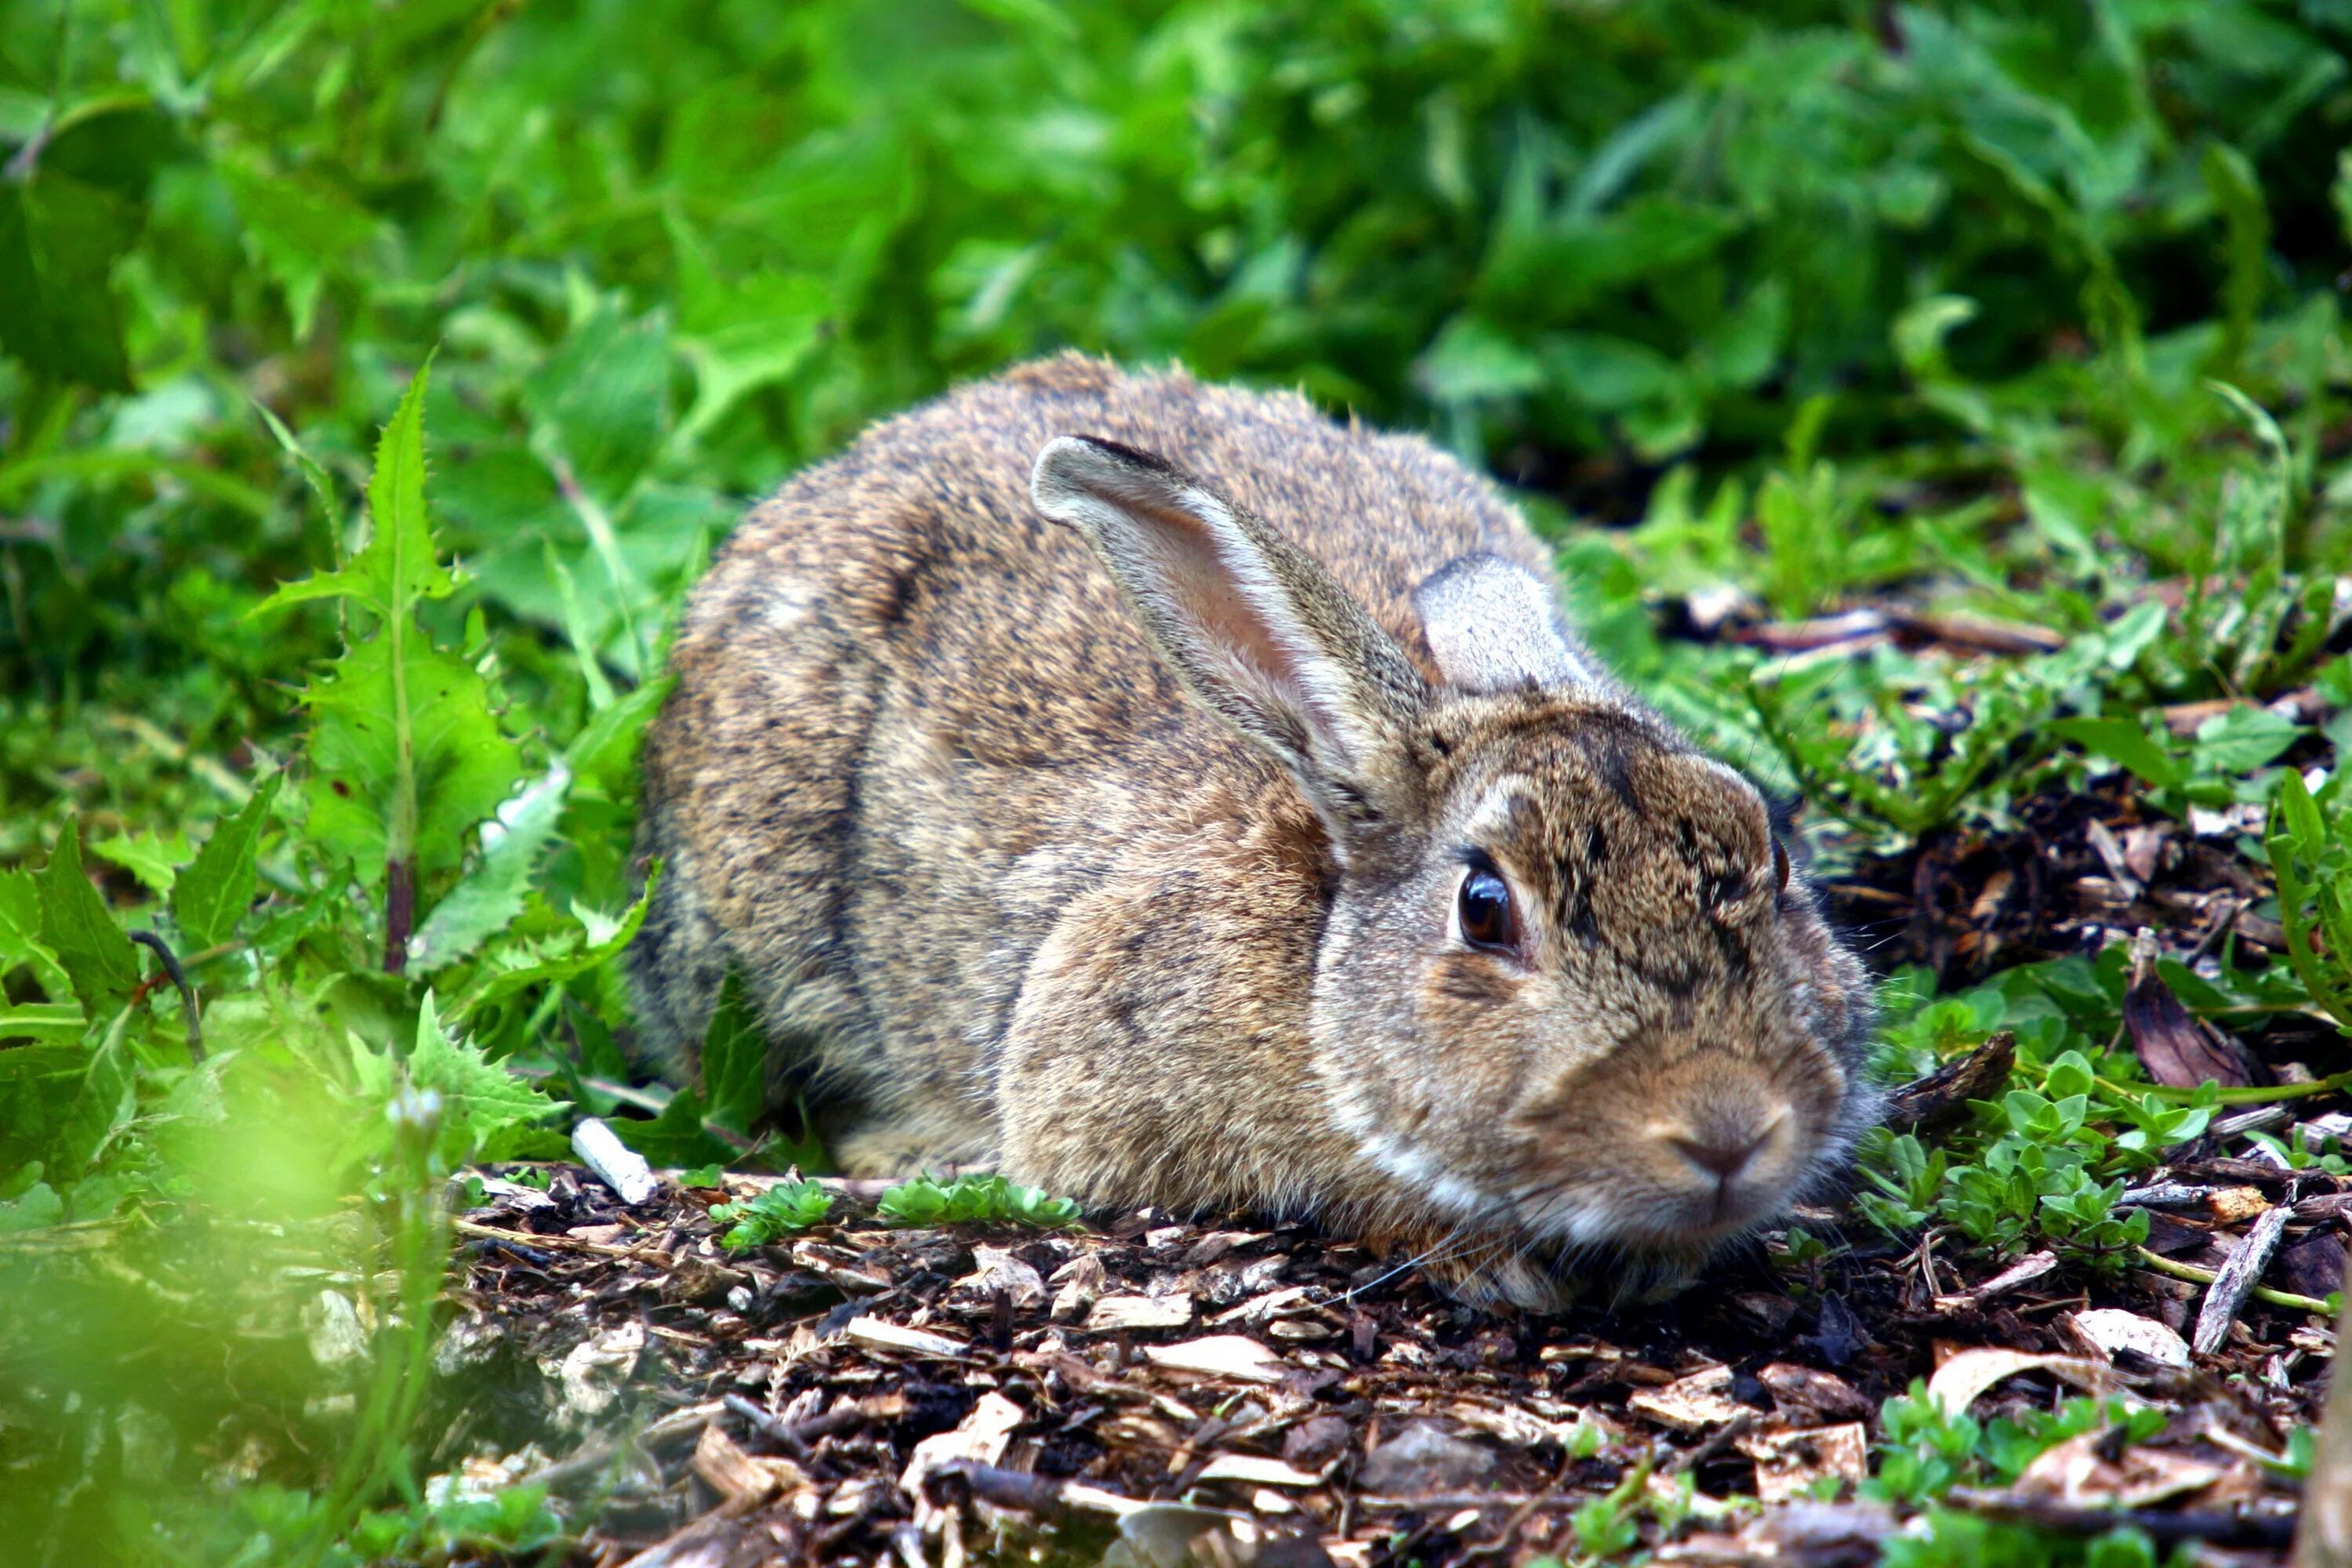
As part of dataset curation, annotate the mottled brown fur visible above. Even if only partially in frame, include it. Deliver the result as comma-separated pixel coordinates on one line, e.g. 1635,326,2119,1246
630,354,1874,1308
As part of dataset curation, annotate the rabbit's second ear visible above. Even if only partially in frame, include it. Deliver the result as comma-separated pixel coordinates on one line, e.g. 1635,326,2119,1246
1414,554,1613,699
1032,434,1429,842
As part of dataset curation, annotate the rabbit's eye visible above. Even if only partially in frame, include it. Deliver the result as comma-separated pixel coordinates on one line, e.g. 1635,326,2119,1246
1457,865,1516,951
1773,840,1791,893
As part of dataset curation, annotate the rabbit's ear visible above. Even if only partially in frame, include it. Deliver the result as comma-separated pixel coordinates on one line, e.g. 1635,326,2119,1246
1033,434,1429,841
1413,554,1613,699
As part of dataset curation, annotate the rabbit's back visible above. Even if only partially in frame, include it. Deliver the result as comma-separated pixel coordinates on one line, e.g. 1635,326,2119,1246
630,354,1544,1158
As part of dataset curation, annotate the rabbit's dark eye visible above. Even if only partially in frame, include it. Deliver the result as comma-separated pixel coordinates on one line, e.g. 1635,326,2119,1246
1457,866,1515,951
1773,840,1791,893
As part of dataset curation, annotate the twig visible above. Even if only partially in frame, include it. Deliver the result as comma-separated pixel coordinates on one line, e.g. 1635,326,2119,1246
1466,1443,1581,1559
2134,1246,2329,1315
1886,1032,2016,1133
2192,1205,2296,1353
723,1393,815,1461
452,1218,665,1262
129,931,201,1063
1667,1414,1756,1477
521,1399,726,1495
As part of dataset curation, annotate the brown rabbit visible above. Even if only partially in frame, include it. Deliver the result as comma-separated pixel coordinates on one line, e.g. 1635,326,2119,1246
629,354,1875,1308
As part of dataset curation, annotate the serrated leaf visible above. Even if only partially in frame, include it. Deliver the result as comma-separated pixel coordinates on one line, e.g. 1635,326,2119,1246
524,306,672,509
566,676,672,800
2191,707,2301,775
0,1181,64,1234
255,402,342,544
408,993,568,1164
454,869,658,1021
255,356,452,619
0,1002,88,1044
172,774,283,951
0,170,140,390
92,829,191,897
0,869,72,1000
38,823,140,1014
408,764,570,973
300,635,524,885
699,972,765,1137
2047,717,2187,790
218,153,382,342
59,1011,137,1175
608,1085,739,1169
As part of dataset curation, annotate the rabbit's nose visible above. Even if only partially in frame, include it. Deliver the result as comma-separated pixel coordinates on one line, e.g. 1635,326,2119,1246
1663,1103,1788,1185
1668,1129,1769,1182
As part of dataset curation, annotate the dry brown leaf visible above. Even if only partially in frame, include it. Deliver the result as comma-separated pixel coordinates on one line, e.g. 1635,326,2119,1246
1933,1249,2056,1311
1755,1363,1875,1425
1085,1294,1195,1332
1047,1250,1107,1322
843,1316,967,1359
1628,1365,1745,1434
2124,935,2254,1088
2065,1308,2190,1368
2014,1430,2222,1508
1195,1454,1319,1487
2208,1186,2271,1225
897,1390,1026,1530
691,1421,808,1513
1142,1334,1288,1385
1210,1286,1316,1326
1737,1421,1868,1504
1925,1348,2117,1419
958,1244,1046,1308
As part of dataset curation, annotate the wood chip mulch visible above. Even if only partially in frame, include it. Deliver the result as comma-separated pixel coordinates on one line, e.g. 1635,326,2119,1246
426,1152,2334,1568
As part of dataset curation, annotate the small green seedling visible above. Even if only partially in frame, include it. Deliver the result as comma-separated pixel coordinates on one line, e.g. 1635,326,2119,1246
708,1178,834,1249
877,1172,1081,1228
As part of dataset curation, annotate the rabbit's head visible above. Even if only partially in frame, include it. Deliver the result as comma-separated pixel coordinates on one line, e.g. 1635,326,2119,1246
1033,435,1875,1301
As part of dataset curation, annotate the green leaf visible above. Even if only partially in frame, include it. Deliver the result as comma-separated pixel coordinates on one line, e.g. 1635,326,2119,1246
524,305,673,508
59,1008,138,1176
0,169,140,390
408,766,570,973
455,868,658,1019
877,1173,1080,1228
2047,717,2187,789
255,401,344,549
256,356,453,619
300,635,524,886
0,1179,64,1234
171,773,283,950
1415,314,1544,403
0,1002,89,1044
0,869,73,1000
38,823,140,1014
675,252,829,443
218,153,382,341
607,1083,739,1169
407,993,568,1165
92,829,190,897
710,1178,833,1249
699,973,766,1138
566,677,673,800
2191,707,2300,775
2201,142,2269,377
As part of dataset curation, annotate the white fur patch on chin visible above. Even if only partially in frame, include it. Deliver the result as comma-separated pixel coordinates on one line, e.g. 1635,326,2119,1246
1353,1131,1495,1221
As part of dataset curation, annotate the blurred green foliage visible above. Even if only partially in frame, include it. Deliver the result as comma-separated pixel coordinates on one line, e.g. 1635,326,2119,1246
6,0,2352,1561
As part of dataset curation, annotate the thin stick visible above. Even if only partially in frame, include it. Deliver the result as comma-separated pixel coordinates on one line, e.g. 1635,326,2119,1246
129,931,202,1064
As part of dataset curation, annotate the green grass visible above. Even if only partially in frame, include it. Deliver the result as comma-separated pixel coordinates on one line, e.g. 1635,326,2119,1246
5,0,2352,1561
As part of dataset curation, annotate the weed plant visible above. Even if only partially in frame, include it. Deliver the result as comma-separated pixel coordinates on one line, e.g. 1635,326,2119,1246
6,0,2352,1560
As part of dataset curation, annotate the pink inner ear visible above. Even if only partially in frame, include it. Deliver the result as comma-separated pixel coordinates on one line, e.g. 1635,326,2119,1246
1129,489,1315,716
